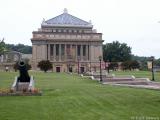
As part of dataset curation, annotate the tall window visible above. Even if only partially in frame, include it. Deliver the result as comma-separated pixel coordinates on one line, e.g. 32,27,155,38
50,45,53,56
83,45,86,56
56,44,59,56
61,44,65,55
77,45,81,56
66,45,70,55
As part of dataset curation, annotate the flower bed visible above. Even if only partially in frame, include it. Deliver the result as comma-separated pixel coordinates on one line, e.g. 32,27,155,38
0,88,42,96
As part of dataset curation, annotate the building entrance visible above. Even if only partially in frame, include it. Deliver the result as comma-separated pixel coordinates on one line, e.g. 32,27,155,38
68,66,72,72
80,67,84,73
56,67,60,72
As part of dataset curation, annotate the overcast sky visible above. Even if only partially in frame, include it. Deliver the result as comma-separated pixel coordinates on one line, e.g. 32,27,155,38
0,0,160,58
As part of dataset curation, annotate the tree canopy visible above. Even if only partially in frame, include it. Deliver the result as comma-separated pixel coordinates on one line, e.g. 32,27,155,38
0,39,7,54
37,60,53,72
6,44,32,54
103,41,132,62
121,60,140,70
0,39,32,54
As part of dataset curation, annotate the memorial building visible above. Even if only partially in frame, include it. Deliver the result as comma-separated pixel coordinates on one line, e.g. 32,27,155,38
31,9,103,73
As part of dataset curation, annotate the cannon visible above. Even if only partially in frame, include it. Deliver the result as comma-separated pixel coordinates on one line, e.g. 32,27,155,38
11,60,34,92
17,61,30,82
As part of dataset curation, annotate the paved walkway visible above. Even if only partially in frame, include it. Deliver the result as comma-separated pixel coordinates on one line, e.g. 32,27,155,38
103,79,160,90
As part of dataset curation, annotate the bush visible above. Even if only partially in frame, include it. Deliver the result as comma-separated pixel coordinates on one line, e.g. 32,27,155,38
109,62,118,71
121,60,140,70
37,60,52,72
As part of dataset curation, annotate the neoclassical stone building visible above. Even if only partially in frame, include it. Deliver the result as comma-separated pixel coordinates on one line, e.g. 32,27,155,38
31,9,103,73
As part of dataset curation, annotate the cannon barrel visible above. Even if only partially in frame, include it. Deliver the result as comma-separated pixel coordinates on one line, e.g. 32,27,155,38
18,61,30,82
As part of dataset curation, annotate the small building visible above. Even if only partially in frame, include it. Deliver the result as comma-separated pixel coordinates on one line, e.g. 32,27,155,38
0,51,22,71
31,9,103,73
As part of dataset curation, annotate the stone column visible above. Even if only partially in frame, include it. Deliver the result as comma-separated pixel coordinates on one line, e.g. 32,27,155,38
59,44,61,61
80,45,83,61
64,44,67,61
54,44,56,61
88,45,90,61
48,44,50,60
89,45,91,61
71,44,73,60
88,45,92,72
86,45,88,60
75,45,77,61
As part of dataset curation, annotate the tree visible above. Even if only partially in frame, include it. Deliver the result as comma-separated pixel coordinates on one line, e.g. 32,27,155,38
155,58,160,66
131,55,150,70
109,62,118,71
37,60,53,72
121,61,130,70
121,60,140,70
103,41,132,62
129,60,140,70
6,44,32,54
0,39,7,54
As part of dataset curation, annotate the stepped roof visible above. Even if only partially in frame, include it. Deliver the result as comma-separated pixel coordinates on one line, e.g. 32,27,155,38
42,9,92,28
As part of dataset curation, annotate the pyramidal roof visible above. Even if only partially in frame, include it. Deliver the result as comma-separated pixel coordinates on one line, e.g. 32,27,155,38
42,9,93,28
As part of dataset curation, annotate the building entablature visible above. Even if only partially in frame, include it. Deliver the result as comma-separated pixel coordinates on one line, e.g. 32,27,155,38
31,40,103,45
32,33,102,40
35,28,96,34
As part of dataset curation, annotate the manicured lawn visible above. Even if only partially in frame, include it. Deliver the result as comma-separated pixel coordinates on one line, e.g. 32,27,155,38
111,70,160,81
0,71,160,120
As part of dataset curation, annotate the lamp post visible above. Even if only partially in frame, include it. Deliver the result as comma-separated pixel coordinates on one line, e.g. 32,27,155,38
148,56,155,81
151,56,155,81
99,56,102,82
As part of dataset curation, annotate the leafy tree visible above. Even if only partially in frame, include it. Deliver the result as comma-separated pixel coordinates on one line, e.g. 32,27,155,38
109,62,118,71
121,61,130,70
129,60,140,69
0,39,7,54
6,44,32,54
121,60,140,70
37,60,52,72
132,55,150,70
155,58,160,66
103,41,131,62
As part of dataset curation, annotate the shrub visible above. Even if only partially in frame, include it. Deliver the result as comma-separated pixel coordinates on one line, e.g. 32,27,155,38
37,60,52,72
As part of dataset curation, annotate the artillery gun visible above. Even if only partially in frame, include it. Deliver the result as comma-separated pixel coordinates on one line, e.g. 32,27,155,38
11,60,34,92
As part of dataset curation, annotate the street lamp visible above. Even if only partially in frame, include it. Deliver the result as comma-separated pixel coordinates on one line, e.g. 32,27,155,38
148,56,155,81
151,56,155,81
99,56,102,82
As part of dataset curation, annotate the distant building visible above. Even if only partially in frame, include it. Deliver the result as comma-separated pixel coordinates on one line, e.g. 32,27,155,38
154,66,160,72
0,51,22,71
31,9,103,73
22,54,32,65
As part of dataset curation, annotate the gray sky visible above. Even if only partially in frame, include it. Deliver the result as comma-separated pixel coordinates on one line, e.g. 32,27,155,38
0,0,160,58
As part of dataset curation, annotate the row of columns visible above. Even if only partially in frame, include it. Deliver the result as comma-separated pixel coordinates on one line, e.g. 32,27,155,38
47,44,90,61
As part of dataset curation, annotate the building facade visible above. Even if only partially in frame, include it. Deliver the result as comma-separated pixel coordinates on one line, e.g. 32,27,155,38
0,51,22,71
31,9,103,73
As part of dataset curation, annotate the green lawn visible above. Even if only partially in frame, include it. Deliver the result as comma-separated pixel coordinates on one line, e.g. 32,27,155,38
111,70,160,81
0,71,160,120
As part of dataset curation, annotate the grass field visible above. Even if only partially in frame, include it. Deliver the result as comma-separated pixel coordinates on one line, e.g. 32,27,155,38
0,71,160,120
